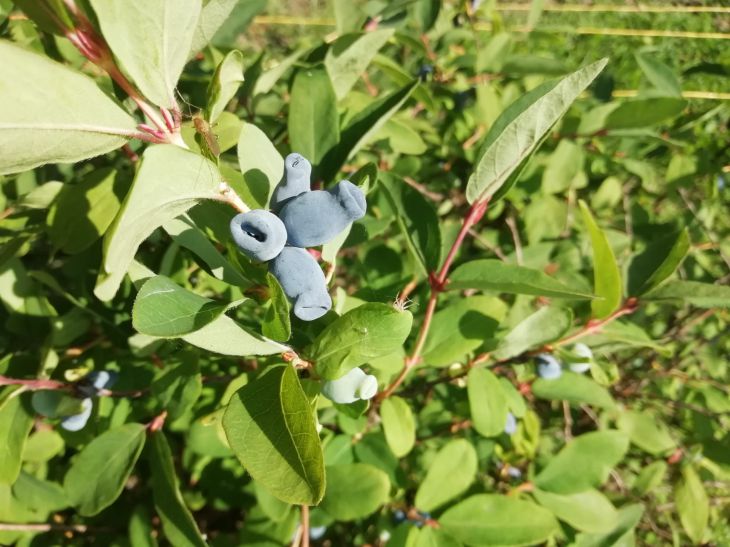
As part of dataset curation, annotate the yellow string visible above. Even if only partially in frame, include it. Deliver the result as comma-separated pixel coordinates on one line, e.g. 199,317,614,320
252,15,730,40
496,3,730,14
613,90,730,101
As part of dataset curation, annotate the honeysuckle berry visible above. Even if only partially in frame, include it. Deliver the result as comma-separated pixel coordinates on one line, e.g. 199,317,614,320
230,210,288,262
309,526,327,540
321,367,378,404
77,370,118,398
60,397,93,432
278,180,366,248
270,153,312,211
504,411,517,435
568,343,593,373
536,354,562,380
269,247,332,321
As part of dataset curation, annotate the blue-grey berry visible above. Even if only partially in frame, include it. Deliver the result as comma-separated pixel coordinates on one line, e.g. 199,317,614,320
278,180,366,248
271,153,312,211
60,397,92,432
537,354,562,380
321,367,378,404
504,412,517,435
309,526,327,540
230,210,287,262
269,247,331,321
77,370,118,397
568,343,592,373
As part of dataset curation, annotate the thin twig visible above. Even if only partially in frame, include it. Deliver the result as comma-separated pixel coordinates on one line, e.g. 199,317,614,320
300,505,310,547
504,214,523,265
562,401,573,441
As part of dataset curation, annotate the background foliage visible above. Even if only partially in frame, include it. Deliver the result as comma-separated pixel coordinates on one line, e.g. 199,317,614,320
0,0,729,546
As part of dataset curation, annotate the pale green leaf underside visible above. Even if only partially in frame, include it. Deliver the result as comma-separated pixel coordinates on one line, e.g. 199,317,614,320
415,439,477,513
95,145,222,301
466,58,608,204
91,0,202,109
0,40,136,175
325,30,395,100
222,365,325,505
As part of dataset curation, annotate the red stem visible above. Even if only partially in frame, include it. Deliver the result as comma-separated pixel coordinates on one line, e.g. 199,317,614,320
0,376,68,391
378,200,489,400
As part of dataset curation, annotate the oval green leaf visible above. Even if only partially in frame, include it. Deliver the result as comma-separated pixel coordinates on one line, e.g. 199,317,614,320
380,396,416,458
222,365,325,505
415,439,478,512
468,368,509,438
319,463,390,521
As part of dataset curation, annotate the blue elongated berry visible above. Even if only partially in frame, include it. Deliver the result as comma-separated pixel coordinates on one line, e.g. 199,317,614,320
321,367,378,404
230,210,287,262
568,343,592,373
60,398,92,432
278,180,366,247
504,412,517,435
77,370,118,397
269,247,331,321
537,354,562,380
270,153,312,211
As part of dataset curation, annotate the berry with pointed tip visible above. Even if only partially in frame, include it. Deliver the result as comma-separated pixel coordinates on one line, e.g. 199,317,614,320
60,398,93,432
271,153,312,211
504,412,517,435
269,247,331,321
536,354,562,380
230,210,288,262
321,367,378,404
278,180,366,247
568,343,592,373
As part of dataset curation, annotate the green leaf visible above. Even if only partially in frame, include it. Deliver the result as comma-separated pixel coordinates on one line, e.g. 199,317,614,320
64,423,146,516
423,296,507,366
132,275,227,337
151,359,202,421
635,52,682,98
148,431,207,547
222,365,325,505
22,430,64,463
440,494,559,547
12,471,68,514
47,168,127,255
466,59,607,204
632,461,668,496
493,306,572,360
542,140,584,194
579,201,622,319
415,439,478,512
0,390,33,484
0,40,136,175
254,49,307,96
321,80,418,182
380,396,416,458
319,463,390,521
449,259,594,299
237,122,284,208
627,229,690,296
13,0,73,33
616,410,676,455
95,145,222,301
90,0,202,109
325,30,395,100
206,50,244,123
573,503,644,547
307,303,413,380
288,64,340,168
415,527,463,547
181,313,287,356
468,368,509,438
380,174,441,275
534,431,629,494
534,488,618,534
190,0,240,55
262,273,292,342
605,98,686,129
532,372,616,409
675,466,708,544
644,280,730,308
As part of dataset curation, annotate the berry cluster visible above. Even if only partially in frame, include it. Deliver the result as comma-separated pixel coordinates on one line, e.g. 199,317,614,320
536,343,594,380
30,371,117,432
230,153,366,321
